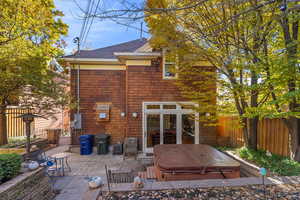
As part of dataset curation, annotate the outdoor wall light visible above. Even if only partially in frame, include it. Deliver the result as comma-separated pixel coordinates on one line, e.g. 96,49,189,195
205,112,211,117
120,112,126,117
132,112,138,118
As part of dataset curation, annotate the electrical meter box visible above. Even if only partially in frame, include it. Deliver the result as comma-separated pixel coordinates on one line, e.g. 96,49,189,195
95,102,110,121
73,113,82,129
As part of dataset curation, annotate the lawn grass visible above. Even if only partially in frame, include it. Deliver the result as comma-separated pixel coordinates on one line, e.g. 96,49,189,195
217,146,300,176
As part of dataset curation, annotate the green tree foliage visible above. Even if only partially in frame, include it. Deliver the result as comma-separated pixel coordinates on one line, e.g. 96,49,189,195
0,0,69,145
146,0,300,159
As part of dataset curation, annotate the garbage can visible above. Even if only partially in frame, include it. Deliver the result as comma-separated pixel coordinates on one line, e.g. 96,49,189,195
79,135,94,155
95,134,110,155
113,143,123,155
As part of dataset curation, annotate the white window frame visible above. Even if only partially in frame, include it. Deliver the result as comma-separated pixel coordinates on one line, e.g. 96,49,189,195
142,102,200,153
162,49,178,80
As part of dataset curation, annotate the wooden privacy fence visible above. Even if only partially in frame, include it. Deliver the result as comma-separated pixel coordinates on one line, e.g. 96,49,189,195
217,116,290,157
5,107,30,138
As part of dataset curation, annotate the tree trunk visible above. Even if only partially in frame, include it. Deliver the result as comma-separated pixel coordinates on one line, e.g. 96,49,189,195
287,117,300,161
0,105,8,145
241,117,250,147
241,117,258,150
248,117,259,150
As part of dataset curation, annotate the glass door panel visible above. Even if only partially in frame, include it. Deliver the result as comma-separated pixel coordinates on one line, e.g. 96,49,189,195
163,114,177,144
182,114,195,144
146,114,160,148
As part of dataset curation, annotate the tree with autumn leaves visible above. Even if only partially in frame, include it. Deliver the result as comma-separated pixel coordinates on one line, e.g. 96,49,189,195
0,0,69,145
89,0,300,160
145,0,300,160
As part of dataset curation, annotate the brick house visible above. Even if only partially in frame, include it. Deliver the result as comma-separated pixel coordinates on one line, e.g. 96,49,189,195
64,38,216,152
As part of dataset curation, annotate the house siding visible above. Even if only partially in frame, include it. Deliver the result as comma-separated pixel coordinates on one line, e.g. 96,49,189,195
70,61,217,147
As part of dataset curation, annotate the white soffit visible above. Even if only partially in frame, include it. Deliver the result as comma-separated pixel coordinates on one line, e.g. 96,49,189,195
114,52,161,61
63,58,120,64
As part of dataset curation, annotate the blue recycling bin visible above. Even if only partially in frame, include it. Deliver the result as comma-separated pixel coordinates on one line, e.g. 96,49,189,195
79,135,94,155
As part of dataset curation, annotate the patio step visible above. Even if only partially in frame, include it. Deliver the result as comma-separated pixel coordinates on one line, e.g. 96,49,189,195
138,171,147,179
138,166,157,180
146,166,156,179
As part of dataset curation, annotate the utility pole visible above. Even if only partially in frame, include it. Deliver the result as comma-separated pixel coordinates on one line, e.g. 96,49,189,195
140,22,143,40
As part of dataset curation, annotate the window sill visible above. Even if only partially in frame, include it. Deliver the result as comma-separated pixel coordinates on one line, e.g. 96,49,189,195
163,76,177,80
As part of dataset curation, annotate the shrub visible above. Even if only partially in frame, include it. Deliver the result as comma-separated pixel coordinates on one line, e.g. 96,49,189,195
0,154,22,183
237,147,300,176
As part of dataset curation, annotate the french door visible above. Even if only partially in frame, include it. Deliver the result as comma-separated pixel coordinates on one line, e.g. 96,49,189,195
143,102,199,153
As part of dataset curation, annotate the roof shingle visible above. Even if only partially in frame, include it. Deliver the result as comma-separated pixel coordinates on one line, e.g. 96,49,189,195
65,38,148,59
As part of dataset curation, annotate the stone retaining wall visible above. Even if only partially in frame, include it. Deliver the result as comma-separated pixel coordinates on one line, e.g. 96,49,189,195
222,151,261,177
0,168,54,200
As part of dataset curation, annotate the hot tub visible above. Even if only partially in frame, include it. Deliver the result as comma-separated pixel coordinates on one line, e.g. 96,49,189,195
153,144,240,181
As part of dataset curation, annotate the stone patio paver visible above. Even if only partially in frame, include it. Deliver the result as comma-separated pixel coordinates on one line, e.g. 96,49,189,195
46,145,70,156
54,176,99,200
46,145,144,200
46,145,300,200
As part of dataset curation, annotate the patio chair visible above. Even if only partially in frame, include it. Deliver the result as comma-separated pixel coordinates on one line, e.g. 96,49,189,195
105,165,134,188
36,150,60,174
38,151,57,174
38,150,70,177
123,137,138,160
27,149,60,189
39,154,58,188
36,149,48,164
107,169,134,183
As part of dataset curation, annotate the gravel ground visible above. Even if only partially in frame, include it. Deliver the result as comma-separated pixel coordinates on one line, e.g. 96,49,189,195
101,184,300,200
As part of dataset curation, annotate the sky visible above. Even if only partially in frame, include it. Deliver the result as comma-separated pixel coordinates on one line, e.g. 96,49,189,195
54,0,148,55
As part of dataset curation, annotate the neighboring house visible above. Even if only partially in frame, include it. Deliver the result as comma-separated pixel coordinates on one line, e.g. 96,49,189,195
64,38,216,152
33,109,69,137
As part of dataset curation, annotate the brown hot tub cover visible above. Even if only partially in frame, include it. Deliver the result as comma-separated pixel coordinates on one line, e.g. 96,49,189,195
154,144,240,171
153,144,240,181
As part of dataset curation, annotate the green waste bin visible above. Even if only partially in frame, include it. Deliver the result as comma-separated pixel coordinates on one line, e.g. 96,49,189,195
95,134,110,155
97,141,107,154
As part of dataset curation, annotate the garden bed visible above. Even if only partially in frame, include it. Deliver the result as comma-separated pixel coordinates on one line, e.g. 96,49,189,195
0,138,52,161
100,176,300,199
101,184,300,200
0,138,48,149
217,147,300,177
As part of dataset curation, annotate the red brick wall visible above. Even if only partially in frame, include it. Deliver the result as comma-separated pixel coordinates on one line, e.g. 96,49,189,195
126,65,185,141
70,61,217,146
70,69,127,144
126,63,217,146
